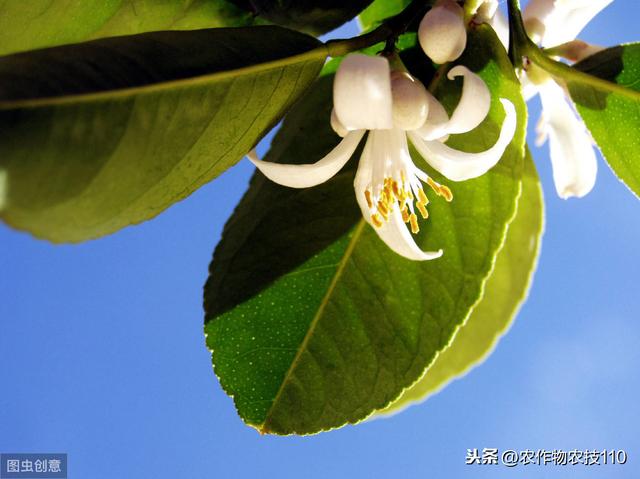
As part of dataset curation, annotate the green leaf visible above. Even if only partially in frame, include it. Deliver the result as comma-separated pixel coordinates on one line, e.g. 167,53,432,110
0,0,255,56
378,150,544,416
358,0,410,32
569,43,640,197
228,0,374,35
0,26,326,242
203,25,527,435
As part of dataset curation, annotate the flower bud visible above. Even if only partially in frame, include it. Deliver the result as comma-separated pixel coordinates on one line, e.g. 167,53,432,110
418,0,467,64
390,72,430,130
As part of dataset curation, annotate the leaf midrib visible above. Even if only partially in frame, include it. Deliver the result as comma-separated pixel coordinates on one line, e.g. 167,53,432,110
0,46,328,110
259,219,366,432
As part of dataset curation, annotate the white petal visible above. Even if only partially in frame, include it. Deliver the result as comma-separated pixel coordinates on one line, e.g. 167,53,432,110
544,3,611,47
354,134,374,220
409,99,517,181
418,0,467,64
417,66,491,140
373,208,443,261
416,90,451,141
523,0,555,43
488,7,510,50
520,72,540,102
551,39,605,62
538,80,597,198
330,108,348,137
248,130,365,188
525,0,613,47
391,71,430,130
333,54,392,131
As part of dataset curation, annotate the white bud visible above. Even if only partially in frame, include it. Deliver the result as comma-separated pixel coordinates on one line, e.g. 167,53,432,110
418,0,467,64
333,53,393,131
390,72,430,130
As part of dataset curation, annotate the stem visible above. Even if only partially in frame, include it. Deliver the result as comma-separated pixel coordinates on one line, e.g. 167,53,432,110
506,0,529,68
325,0,432,58
506,0,640,100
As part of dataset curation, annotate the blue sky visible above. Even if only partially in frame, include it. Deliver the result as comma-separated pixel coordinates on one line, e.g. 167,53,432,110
1,2,639,478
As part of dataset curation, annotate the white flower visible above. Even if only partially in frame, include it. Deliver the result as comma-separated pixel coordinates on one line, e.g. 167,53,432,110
484,0,611,198
524,0,612,198
419,0,468,64
249,54,516,261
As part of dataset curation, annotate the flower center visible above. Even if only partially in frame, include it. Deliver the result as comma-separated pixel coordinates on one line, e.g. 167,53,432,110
362,130,452,234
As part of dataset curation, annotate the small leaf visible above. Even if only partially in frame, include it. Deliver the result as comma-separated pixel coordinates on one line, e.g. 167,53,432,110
0,26,326,242
229,0,374,35
378,150,544,416
569,43,640,198
358,0,411,32
0,0,255,56
204,25,527,435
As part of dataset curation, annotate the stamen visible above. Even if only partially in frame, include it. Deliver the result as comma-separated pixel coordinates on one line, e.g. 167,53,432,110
427,177,454,202
371,213,383,228
416,202,429,219
417,187,429,206
365,190,373,208
401,205,410,223
409,213,419,234
439,184,453,202
377,200,389,220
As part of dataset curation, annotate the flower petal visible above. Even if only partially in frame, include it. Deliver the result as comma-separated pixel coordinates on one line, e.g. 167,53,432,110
373,208,443,261
248,130,365,189
520,73,540,102
333,54,392,131
489,7,510,50
538,80,597,198
524,0,613,47
416,90,450,141
417,66,491,140
409,98,517,181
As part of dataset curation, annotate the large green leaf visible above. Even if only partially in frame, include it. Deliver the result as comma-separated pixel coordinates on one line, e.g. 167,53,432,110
0,0,255,56
0,26,326,242
204,25,527,435
379,150,544,416
569,43,640,198
228,0,374,35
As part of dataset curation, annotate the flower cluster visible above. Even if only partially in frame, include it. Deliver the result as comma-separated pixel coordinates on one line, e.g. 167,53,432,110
249,0,516,261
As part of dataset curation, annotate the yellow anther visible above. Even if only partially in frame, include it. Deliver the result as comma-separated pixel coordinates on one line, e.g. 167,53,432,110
407,190,414,201
417,187,429,206
416,201,429,219
401,205,410,223
439,185,453,202
427,177,453,202
371,213,383,228
409,213,419,234
365,190,373,209
377,200,389,216
427,177,440,194
392,181,401,198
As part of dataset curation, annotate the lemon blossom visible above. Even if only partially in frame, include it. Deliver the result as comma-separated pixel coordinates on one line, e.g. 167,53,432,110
482,0,612,198
249,53,516,261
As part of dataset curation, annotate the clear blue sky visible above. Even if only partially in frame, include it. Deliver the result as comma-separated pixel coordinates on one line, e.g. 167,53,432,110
1,3,639,478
